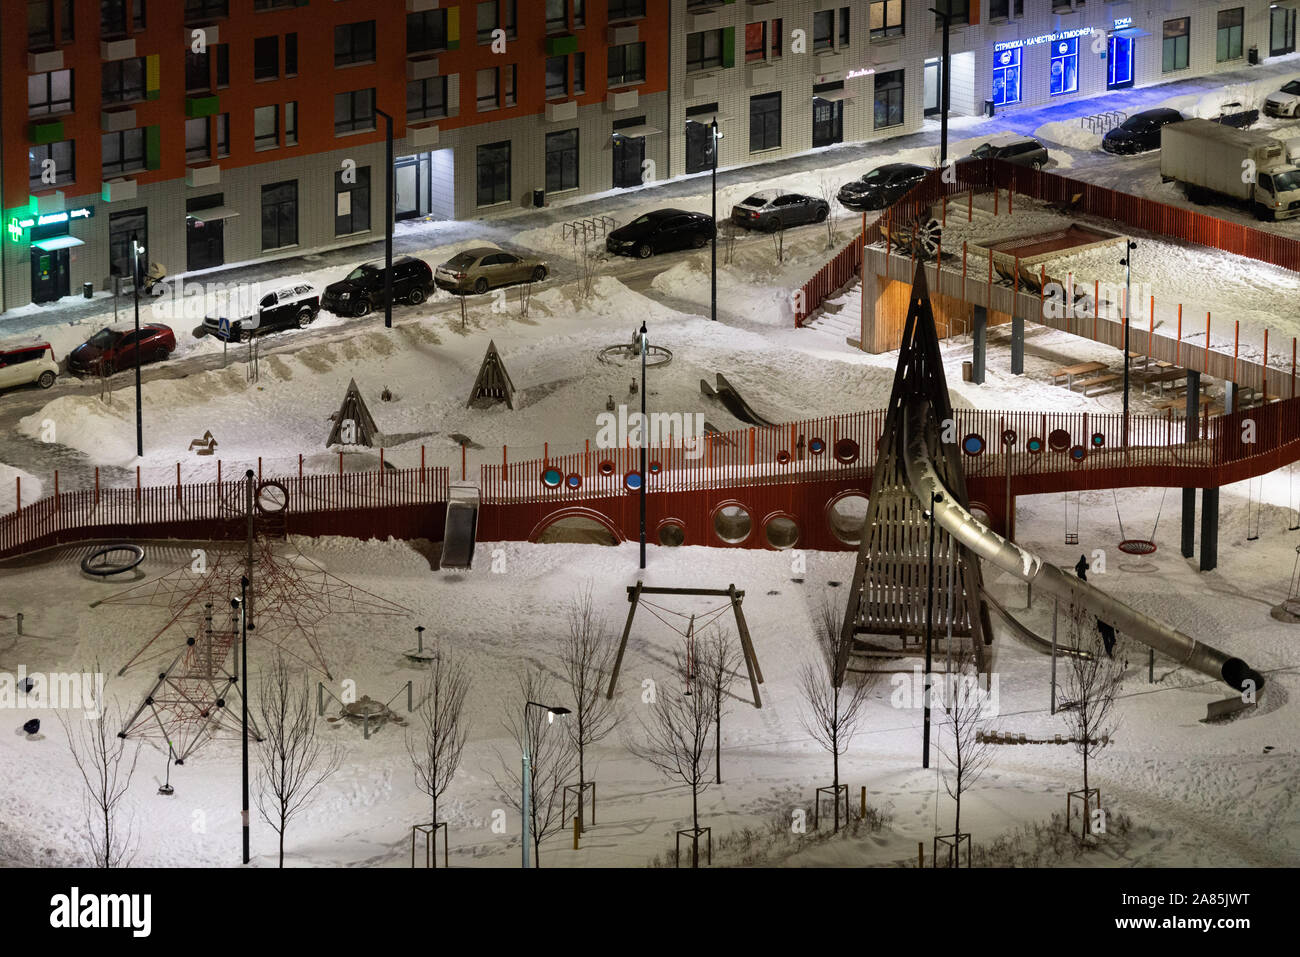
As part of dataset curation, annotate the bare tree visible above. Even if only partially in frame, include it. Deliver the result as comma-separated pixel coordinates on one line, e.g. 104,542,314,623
1059,602,1125,798
494,668,578,867
628,649,717,866
406,647,472,838
718,219,740,265
935,658,997,842
254,653,343,867
59,680,140,868
816,173,842,249
558,586,618,832
697,627,742,784
769,217,786,265
575,234,601,303
797,592,875,832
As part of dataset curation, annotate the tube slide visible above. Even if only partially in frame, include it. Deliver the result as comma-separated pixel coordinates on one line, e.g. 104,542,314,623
901,400,1264,694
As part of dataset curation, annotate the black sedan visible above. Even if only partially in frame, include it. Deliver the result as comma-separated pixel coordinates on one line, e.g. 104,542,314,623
1101,108,1184,155
606,209,715,258
837,163,929,211
731,192,829,231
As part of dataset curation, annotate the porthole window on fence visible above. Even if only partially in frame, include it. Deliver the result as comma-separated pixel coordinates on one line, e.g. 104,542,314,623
827,492,868,545
541,468,562,488
658,521,685,547
713,504,752,544
834,438,860,464
624,471,642,491
764,514,799,550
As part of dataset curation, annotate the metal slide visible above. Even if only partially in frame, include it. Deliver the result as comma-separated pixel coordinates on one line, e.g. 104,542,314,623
702,373,778,428
901,401,1264,694
439,485,480,570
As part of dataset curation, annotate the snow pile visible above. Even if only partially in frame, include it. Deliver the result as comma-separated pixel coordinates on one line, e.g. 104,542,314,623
0,463,42,513
1034,120,1103,152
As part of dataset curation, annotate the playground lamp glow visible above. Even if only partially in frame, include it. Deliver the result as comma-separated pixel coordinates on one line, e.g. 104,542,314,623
521,702,569,868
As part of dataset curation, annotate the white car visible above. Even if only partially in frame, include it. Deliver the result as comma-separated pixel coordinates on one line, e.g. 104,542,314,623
0,340,59,392
1264,80,1300,118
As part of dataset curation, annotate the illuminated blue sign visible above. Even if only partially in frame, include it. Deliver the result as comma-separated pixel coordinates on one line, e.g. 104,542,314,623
994,26,1094,53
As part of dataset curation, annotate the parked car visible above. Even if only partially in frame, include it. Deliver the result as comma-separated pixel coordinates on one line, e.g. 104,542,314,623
320,256,433,317
730,191,830,231
67,323,176,375
962,137,1050,168
837,163,929,210
0,340,59,392
434,247,549,295
1264,79,1300,118
202,283,320,341
1101,108,1185,154
605,209,716,258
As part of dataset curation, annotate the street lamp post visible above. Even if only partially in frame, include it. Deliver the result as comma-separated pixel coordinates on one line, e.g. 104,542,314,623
930,3,953,165
375,108,395,329
130,234,144,458
234,574,251,864
639,322,648,569
521,701,570,868
1120,240,1137,449
710,119,721,322
922,490,942,769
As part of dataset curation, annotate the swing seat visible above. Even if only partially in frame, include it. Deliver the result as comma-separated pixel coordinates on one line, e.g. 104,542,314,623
1118,539,1157,556
1064,532,1079,545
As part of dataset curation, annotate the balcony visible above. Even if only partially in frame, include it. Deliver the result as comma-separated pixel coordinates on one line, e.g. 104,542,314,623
545,34,579,56
607,24,638,45
606,89,639,112
406,0,440,10
686,74,720,99
101,38,137,61
186,95,221,118
101,108,137,132
408,124,440,148
102,178,138,203
28,119,65,145
545,100,578,122
27,50,64,73
407,56,439,80
186,166,222,188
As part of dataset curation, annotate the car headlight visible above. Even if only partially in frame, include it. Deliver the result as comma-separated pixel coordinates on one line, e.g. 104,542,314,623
339,292,351,300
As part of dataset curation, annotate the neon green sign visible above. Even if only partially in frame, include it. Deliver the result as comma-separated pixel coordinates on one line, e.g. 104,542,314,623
7,205,94,242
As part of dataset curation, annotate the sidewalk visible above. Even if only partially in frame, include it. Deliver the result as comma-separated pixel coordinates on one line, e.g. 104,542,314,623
4,52,1297,341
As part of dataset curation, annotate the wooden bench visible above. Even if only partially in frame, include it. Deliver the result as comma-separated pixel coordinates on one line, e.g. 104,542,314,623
1138,367,1187,395
1075,372,1123,396
1154,394,1211,413
1050,361,1107,390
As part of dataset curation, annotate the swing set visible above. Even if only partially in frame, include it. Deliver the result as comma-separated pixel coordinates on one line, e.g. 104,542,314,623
1112,488,1167,556
606,582,765,707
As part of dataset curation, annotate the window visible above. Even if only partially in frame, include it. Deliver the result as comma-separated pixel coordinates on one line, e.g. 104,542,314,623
608,0,644,20
28,70,73,116
839,6,850,47
216,44,229,86
285,33,297,76
574,52,586,92
1049,37,1078,96
284,101,297,146
874,69,904,129
813,10,833,51
1217,7,1244,62
870,0,903,38
749,91,781,152
184,0,227,22
28,0,54,50
108,209,145,282
61,0,74,41
941,0,969,26
186,49,211,91
102,128,145,176
216,113,229,157
185,117,210,162
261,180,298,251
102,58,145,103
335,166,370,236
334,88,375,133
1163,18,1189,72
254,104,279,150
545,128,579,192
476,1,516,43
407,77,448,120
771,18,782,57
28,140,74,189
476,141,511,206
503,64,516,106
546,56,568,98
408,9,448,53
546,0,567,33
254,36,278,80
101,0,144,39
335,20,375,67
988,0,1022,18
476,67,499,110
745,22,767,62
991,46,1020,106
608,42,645,85
254,0,296,9
687,30,723,72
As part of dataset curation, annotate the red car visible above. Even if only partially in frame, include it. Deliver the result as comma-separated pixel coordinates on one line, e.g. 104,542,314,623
67,323,176,375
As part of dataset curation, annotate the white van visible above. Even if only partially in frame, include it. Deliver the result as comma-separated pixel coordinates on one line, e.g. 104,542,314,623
0,340,59,392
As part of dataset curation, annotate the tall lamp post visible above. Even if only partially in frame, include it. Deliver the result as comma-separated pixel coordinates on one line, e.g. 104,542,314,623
710,119,722,322
233,574,252,864
375,107,395,329
638,322,648,569
521,701,570,868
130,234,145,458
930,3,953,165
921,490,943,769
1120,240,1137,450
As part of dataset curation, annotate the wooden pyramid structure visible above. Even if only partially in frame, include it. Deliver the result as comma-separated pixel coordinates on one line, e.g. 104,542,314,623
835,263,991,682
326,378,380,447
467,339,516,409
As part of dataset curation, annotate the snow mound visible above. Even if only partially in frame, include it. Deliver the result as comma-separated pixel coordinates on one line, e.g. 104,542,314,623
0,464,43,513
1035,120,1102,152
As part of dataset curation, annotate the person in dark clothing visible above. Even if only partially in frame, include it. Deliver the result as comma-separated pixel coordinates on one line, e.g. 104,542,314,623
1075,554,1089,581
1097,620,1116,658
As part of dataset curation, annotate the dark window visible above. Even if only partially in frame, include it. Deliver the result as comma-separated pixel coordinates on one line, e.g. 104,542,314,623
216,113,229,157
185,49,211,92
100,0,127,39
254,104,278,149
261,180,298,250
685,106,718,173
771,17,782,56
687,30,723,72
101,128,145,176
476,140,511,206
942,0,969,26
476,67,499,110
813,10,833,51
285,33,297,76
874,69,904,129
1217,7,1244,62
335,166,370,236
27,70,73,116
61,0,74,41
185,117,210,162
284,101,297,146
1163,17,1190,72
335,20,375,67
216,44,229,86
608,0,644,20
546,0,567,33
28,0,54,50
254,0,296,9
407,77,447,120
749,91,781,152
408,9,448,53
254,36,279,80
574,52,586,92
184,0,227,22
476,0,516,43
988,0,1021,18
839,6,850,47
334,88,375,134
546,56,568,98
102,58,146,103
608,42,646,85
28,140,74,189
545,128,578,192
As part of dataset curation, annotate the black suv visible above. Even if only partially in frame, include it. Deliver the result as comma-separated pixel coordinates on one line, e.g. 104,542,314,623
962,138,1050,168
838,163,929,211
1101,108,1184,155
321,256,434,317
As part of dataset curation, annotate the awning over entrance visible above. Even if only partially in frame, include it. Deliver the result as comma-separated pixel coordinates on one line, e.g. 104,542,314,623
813,89,855,104
1111,27,1151,38
610,125,662,139
187,206,241,224
31,236,85,252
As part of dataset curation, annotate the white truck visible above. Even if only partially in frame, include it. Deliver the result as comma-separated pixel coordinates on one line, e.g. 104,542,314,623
1160,118,1300,221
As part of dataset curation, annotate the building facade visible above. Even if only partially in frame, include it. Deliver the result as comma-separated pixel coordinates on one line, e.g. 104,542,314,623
2,0,1296,314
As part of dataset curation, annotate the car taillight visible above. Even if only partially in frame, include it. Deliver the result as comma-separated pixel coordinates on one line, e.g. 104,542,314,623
751,211,759,218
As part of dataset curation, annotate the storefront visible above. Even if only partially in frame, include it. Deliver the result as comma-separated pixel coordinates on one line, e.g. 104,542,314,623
812,81,849,147
991,27,1093,107
7,204,93,304
1272,3,1297,56
611,116,660,188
